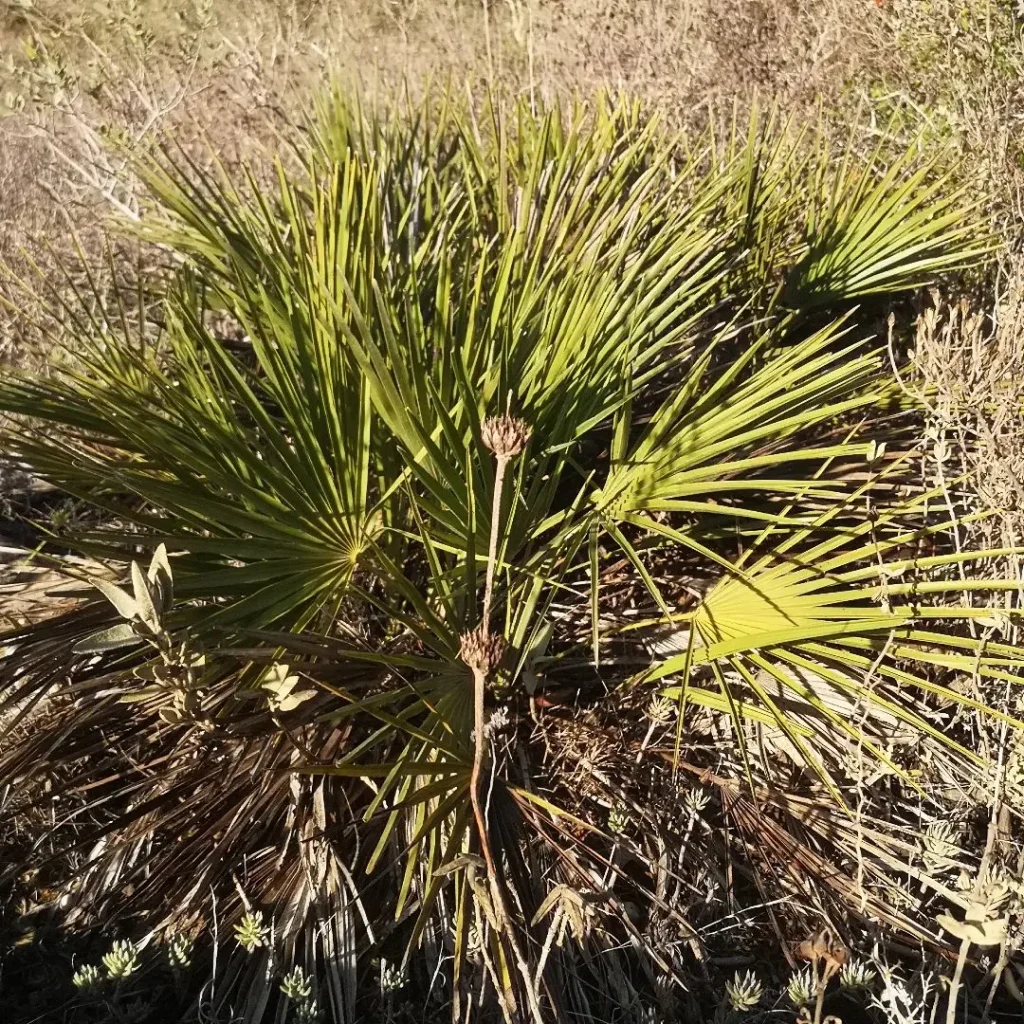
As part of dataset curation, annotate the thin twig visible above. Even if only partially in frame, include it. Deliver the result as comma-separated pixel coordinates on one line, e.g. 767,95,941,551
482,455,508,637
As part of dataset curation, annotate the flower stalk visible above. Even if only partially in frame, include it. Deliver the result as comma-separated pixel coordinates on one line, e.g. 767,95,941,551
459,413,541,1021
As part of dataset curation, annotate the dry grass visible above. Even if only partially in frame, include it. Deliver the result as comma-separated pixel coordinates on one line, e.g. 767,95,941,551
0,0,890,313
909,263,1024,548
0,0,1017,352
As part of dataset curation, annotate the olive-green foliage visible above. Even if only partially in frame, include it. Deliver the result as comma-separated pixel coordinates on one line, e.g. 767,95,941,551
0,90,1015,1022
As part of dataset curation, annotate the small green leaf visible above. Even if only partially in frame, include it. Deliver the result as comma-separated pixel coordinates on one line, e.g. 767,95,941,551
92,578,138,621
74,622,142,653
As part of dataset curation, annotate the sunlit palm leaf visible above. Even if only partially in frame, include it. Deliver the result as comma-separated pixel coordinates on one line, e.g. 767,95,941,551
784,123,996,306
646,474,1024,793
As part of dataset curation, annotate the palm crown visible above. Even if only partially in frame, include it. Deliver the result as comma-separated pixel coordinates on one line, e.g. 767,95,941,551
0,91,1016,1022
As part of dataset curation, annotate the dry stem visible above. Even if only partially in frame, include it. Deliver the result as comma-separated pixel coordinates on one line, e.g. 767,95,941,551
464,440,542,1022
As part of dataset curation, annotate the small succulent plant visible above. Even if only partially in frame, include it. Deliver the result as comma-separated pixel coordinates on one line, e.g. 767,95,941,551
725,970,763,1012
786,965,815,1008
281,966,319,1023
281,965,313,1002
607,804,631,835
380,958,408,993
646,695,675,723
841,957,877,992
234,910,270,952
922,819,960,873
72,962,103,991
683,786,711,814
167,932,193,969
102,939,140,980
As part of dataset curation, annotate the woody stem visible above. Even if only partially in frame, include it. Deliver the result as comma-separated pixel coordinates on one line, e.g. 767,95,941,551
470,665,494,877
472,451,511,855
470,454,544,1022
946,936,971,1024
468,658,542,1022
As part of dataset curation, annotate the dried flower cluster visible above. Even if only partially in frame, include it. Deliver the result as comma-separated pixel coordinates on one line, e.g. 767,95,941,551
459,626,508,676
481,414,531,460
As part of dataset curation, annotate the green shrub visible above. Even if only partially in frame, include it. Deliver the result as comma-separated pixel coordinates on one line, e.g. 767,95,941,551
0,90,1017,1021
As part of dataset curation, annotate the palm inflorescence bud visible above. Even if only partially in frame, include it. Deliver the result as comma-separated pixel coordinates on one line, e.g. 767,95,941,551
459,627,507,676
481,414,531,460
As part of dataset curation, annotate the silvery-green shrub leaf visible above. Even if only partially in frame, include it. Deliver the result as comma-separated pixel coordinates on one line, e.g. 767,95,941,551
131,560,160,632
273,689,317,712
119,686,164,703
147,544,173,614
74,622,141,653
937,909,1007,947
133,663,178,684
92,578,138,621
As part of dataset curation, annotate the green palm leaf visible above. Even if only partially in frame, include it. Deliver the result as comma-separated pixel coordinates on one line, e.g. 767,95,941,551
646,475,1024,793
